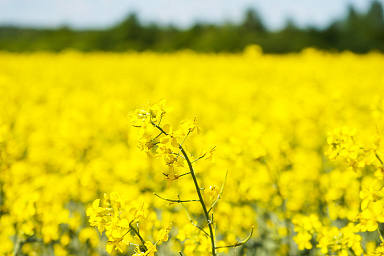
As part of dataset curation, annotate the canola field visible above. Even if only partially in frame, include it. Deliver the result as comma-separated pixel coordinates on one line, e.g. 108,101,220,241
1,48,384,256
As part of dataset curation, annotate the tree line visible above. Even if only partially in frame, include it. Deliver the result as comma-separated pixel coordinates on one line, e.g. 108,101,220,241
1,1,384,53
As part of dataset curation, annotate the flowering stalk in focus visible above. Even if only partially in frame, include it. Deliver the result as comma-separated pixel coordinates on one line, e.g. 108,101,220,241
128,99,253,256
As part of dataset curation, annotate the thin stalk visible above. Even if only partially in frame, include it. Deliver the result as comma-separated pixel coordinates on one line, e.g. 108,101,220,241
191,155,206,164
179,195,210,237
176,131,191,159
376,153,384,166
153,193,199,203
12,234,20,256
215,227,254,249
179,172,191,178
191,146,216,164
208,170,228,214
378,228,384,243
348,248,357,256
179,146,216,256
129,222,147,251
151,121,216,255
162,171,190,178
157,115,163,126
179,131,191,149
153,132,163,140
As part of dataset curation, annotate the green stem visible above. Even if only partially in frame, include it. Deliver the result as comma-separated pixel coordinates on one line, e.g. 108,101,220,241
192,146,217,164
129,222,147,251
179,131,191,150
179,195,210,237
179,146,216,256
179,172,191,177
208,171,228,214
153,192,199,203
348,248,357,256
12,234,20,256
378,227,384,242
152,121,216,255
191,155,205,164
215,227,254,249
376,153,384,166
153,132,163,140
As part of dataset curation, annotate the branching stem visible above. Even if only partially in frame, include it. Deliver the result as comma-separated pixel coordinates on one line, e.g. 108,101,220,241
179,195,210,237
129,221,147,251
215,227,254,249
179,146,216,255
208,170,228,214
151,121,216,256
179,172,191,177
153,193,199,203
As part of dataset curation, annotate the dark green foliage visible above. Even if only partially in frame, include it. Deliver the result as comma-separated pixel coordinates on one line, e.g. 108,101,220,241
1,2,384,53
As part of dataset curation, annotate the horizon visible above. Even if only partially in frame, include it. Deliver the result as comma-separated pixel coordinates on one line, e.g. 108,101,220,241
0,0,383,31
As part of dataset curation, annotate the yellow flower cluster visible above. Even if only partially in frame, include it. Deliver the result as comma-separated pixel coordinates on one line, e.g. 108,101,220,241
1,49,384,255
127,99,203,181
292,214,322,250
317,224,363,256
293,214,363,255
86,191,172,255
327,126,379,171
291,125,384,255
87,192,153,254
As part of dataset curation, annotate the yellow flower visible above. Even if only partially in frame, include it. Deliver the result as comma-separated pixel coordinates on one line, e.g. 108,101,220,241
206,185,219,201
157,224,172,243
160,124,184,149
86,199,110,233
133,241,157,256
180,117,201,134
200,147,216,162
164,166,180,188
293,231,312,250
79,227,100,247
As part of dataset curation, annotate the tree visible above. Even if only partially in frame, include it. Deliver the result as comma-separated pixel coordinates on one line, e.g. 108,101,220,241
241,9,266,33
365,0,384,32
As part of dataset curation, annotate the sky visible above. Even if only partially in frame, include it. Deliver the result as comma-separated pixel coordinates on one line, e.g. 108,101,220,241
0,0,383,30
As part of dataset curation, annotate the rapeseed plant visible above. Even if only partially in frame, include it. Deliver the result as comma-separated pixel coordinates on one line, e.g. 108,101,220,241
122,99,252,255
